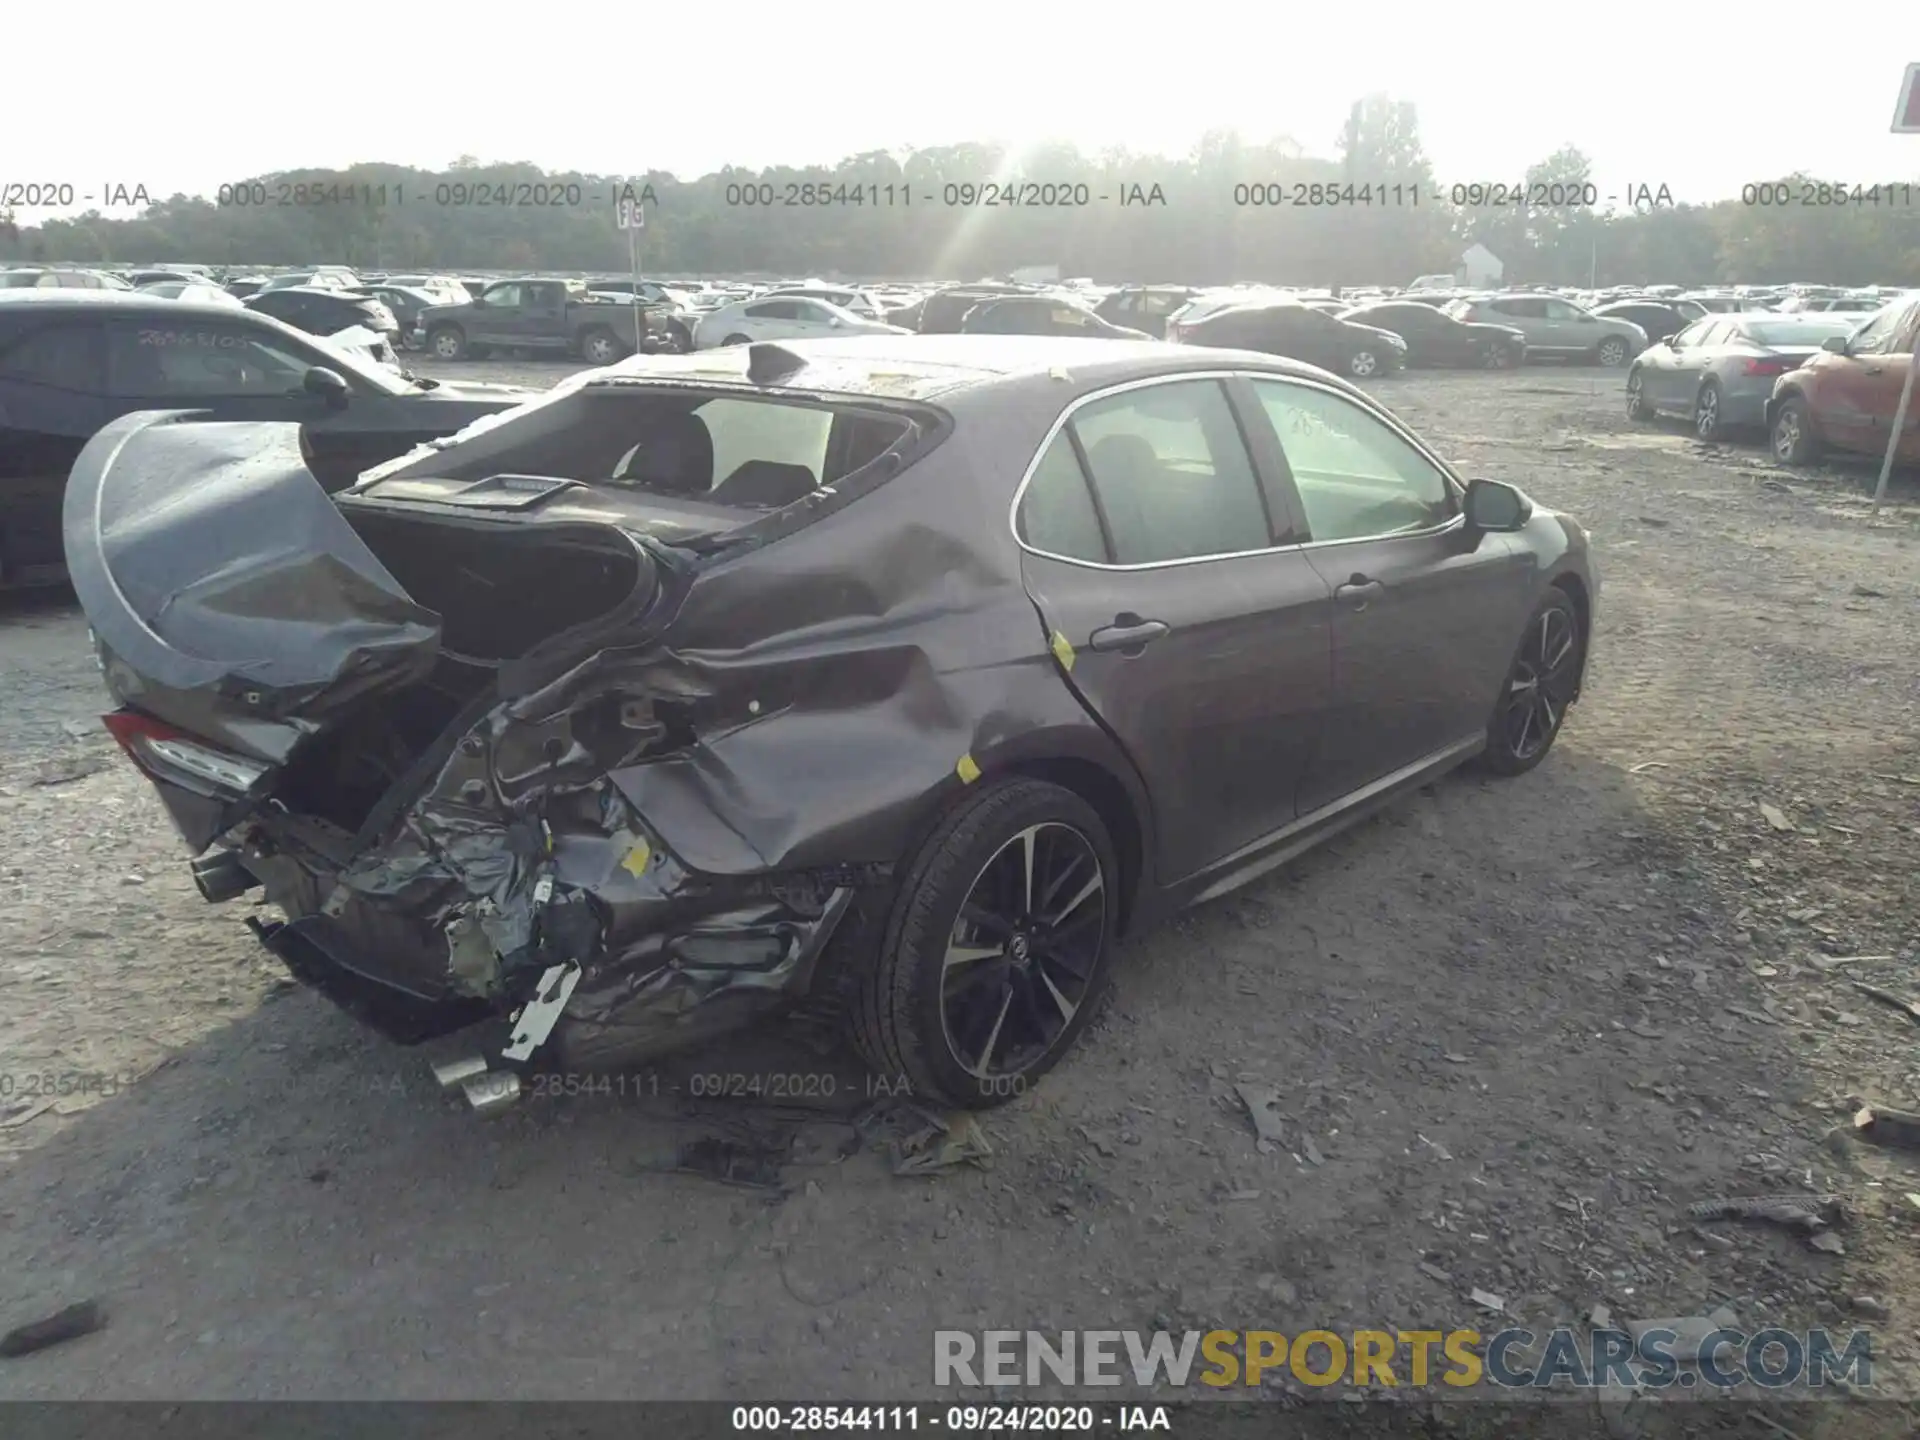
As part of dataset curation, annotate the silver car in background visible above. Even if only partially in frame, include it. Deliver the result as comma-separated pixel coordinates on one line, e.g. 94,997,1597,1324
1624,313,1859,440
1444,293,1648,366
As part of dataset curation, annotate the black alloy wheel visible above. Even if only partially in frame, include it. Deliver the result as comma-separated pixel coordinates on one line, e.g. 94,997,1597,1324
1479,591,1583,777
849,778,1120,1109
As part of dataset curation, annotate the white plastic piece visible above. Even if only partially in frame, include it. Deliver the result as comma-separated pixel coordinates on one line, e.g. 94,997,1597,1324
501,962,582,1061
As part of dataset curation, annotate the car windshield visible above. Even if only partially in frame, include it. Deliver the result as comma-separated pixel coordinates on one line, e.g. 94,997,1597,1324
1741,320,1857,345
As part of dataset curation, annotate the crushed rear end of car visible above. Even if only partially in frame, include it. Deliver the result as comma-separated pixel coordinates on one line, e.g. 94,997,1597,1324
62,360,1052,1105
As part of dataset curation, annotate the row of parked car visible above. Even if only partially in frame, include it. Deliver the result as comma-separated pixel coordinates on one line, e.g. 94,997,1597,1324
1623,296,1920,470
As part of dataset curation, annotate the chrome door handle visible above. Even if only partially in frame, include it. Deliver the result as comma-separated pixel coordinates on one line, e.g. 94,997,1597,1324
1335,579,1385,610
1088,620,1169,652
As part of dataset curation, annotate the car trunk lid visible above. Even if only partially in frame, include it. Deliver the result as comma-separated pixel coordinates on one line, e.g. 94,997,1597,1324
65,410,664,851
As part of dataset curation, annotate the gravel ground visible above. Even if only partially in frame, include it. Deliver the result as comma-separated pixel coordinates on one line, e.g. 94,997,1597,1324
1,355,1917,1427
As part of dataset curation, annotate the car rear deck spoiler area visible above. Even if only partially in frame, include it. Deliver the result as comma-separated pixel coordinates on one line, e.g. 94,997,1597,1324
64,411,442,764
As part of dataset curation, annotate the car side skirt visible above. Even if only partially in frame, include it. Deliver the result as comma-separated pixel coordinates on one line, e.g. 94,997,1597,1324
1163,734,1488,913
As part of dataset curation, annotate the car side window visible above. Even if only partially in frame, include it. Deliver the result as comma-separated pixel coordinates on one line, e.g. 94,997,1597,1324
747,300,801,320
106,322,318,398
1251,378,1454,543
1847,306,1904,355
1016,431,1108,563
1695,322,1730,347
0,322,106,392
1066,379,1271,564
1543,300,1583,320
483,284,523,307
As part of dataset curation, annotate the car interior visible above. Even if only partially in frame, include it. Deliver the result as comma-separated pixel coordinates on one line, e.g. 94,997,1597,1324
375,389,917,511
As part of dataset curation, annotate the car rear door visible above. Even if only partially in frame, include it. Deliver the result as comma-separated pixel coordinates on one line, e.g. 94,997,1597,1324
0,316,110,582
1483,298,1547,350
1243,373,1532,813
1013,373,1334,885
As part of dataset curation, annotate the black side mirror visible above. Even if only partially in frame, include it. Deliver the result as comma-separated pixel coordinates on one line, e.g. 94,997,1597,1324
304,365,351,410
1463,478,1532,533
1820,335,1849,354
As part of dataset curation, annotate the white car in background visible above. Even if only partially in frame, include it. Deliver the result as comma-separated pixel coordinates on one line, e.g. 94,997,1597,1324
693,295,909,349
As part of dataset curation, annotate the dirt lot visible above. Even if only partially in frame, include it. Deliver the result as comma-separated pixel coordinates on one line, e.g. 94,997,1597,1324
1,356,1917,1424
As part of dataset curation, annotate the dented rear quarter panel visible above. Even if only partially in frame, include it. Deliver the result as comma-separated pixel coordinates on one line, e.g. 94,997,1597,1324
601,373,1156,884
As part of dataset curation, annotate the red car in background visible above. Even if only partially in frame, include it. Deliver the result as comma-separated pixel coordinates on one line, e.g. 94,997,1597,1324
1767,296,1920,466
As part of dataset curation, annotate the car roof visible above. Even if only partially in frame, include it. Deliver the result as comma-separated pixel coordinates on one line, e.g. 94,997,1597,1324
0,289,332,340
584,334,1352,404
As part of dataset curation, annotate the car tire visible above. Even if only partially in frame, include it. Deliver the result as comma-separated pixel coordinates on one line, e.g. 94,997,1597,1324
1476,589,1584,778
1348,348,1381,378
848,777,1122,1111
1693,380,1725,441
722,333,751,346
1595,336,1629,368
1625,368,1654,421
1483,345,1513,370
580,328,628,365
427,326,466,361
668,322,693,353
1771,395,1821,466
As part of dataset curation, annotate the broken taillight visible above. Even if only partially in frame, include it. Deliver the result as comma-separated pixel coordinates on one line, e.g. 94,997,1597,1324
102,710,269,794
1742,357,1791,376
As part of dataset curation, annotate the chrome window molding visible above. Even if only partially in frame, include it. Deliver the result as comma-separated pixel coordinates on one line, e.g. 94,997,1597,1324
1007,366,1467,573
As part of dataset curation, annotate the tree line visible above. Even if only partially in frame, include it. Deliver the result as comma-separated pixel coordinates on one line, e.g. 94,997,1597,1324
5,98,1918,286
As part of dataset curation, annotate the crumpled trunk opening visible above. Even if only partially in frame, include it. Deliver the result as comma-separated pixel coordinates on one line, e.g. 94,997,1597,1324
273,509,655,834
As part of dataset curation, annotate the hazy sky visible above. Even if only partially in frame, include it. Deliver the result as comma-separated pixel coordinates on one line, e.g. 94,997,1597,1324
6,1,1918,220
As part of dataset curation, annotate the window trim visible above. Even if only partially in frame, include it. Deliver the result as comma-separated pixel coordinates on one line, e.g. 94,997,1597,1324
1007,368,1466,571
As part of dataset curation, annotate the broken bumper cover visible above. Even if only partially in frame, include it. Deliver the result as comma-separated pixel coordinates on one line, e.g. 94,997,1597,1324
236,782,863,1070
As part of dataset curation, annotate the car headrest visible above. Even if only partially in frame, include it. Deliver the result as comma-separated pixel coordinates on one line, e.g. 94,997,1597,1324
708,460,818,510
616,409,714,494
1085,433,1159,480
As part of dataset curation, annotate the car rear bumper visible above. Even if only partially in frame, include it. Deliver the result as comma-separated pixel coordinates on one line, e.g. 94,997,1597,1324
231,810,862,1068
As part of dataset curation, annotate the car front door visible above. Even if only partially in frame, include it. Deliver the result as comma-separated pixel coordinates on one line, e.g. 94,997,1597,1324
1245,374,1533,812
1845,303,1920,460
1014,374,1334,885
469,283,527,345
1814,305,1908,455
1372,306,1438,362
1645,320,1714,408
0,318,110,580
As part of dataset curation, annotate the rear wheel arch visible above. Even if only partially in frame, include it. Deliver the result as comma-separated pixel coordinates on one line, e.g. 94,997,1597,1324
892,749,1149,937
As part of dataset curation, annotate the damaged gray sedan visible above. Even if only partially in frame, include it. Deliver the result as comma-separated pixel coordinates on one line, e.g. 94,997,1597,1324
66,336,1597,1110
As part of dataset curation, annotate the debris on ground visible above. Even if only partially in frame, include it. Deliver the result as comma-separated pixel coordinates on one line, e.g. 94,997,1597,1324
1418,1262,1453,1285
0,1300,105,1358
1808,1231,1846,1255
1853,1104,1920,1150
672,1137,787,1189
1758,802,1794,832
891,1109,992,1177
1848,982,1920,1026
1625,1305,1739,1363
1234,1083,1288,1148
1850,1296,1891,1321
1469,1288,1507,1314
1687,1193,1846,1234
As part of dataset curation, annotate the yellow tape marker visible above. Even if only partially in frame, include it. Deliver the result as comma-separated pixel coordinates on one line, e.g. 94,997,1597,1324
956,753,981,785
1050,630,1076,672
620,839,652,877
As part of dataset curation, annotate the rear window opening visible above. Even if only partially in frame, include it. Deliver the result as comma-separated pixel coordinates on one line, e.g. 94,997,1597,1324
368,386,920,513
